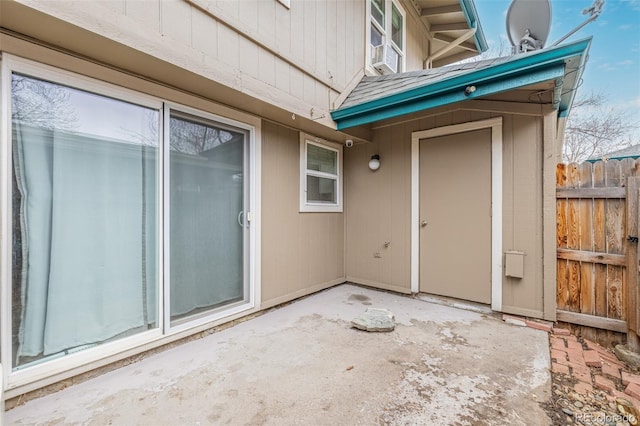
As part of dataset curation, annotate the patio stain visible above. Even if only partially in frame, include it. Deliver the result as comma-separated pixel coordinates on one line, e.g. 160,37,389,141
346,293,373,305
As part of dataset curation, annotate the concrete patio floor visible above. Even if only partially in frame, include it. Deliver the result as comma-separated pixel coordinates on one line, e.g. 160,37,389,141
7,284,552,425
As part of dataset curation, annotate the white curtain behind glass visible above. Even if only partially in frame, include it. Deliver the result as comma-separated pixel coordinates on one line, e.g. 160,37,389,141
11,74,158,366
13,125,158,361
169,114,245,320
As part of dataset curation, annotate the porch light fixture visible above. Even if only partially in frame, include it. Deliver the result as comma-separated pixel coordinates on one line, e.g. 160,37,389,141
369,154,381,171
464,85,476,95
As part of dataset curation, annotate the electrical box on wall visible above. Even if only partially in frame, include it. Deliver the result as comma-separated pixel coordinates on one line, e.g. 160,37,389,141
505,251,525,278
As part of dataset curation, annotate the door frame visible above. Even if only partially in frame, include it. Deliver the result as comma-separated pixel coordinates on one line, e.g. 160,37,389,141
163,102,261,334
0,54,262,395
411,117,503,311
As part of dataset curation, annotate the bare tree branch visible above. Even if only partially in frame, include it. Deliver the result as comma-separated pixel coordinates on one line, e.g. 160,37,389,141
562,91,638,163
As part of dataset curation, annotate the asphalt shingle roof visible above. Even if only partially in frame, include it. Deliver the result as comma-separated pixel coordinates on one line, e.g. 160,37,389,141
588,144,640,161
339,56,514,110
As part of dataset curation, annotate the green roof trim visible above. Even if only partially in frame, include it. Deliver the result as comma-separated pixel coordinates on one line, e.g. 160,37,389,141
336,65,565,129
460,0,488,53
332,38,592,130
585,155,640,163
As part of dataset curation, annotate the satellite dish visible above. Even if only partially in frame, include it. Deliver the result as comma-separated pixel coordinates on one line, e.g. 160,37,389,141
506,0,552,54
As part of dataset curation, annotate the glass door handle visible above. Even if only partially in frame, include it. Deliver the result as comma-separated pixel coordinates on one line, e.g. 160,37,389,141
238,211,244,227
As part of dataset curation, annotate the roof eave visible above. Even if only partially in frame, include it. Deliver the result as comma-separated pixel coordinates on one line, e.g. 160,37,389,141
331,37,592,130
459,0,488,53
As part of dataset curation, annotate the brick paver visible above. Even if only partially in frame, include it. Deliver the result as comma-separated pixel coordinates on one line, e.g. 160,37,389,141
574,381,594,394
601,362,621,381
622,371,640,386
551,361,570,375
583,350,602,367
594,375,616,394
626,382,640,400
526,320,553,333
502,313,640,414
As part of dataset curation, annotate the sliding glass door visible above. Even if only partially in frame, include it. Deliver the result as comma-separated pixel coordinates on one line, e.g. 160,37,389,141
4,57,255,377
10,74,160,369
168,110,249,325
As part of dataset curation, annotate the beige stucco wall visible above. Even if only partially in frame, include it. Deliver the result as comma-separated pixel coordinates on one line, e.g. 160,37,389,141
260,121,345,308
344,107,550,318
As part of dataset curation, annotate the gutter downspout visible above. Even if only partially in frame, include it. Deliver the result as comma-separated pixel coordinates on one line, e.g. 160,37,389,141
423,27,476,69
556,116,568,159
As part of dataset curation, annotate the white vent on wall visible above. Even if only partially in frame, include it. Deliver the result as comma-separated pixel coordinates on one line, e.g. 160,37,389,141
372,44,398,75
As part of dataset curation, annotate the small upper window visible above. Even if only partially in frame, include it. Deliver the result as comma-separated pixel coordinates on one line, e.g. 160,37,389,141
369,0,405,74
371,0,385,27
391,3,403,50
300,134,343,212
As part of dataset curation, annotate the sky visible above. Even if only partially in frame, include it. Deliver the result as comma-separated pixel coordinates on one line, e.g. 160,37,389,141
474,0,640,139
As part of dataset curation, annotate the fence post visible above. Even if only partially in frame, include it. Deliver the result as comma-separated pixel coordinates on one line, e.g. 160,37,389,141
626,176,640,351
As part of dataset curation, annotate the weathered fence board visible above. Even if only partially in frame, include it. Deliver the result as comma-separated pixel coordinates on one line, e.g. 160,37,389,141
627,177,640,340
593,161,608,318
557,164,569,310
556,248,626,266
579,162,594,315
556,159,640,336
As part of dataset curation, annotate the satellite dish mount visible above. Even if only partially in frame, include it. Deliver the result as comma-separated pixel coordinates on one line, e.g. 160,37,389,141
550,0,604,47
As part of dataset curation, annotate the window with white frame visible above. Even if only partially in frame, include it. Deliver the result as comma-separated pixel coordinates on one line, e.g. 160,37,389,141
370,0,405,74
299,135,343,212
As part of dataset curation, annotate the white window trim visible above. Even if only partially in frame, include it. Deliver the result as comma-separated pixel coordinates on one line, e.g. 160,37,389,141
299,134,343,213
366,0,406,75
0,53,262,396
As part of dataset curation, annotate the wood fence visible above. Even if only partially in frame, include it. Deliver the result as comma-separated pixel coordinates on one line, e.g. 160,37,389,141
556,159,640,345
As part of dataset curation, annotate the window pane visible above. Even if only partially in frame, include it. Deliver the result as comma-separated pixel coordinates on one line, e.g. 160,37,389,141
392,3,403,49
307,176,337,204
371,0,385,27
169,113,247,323
11,74,159,369
371,23,383,47
307,143,337,175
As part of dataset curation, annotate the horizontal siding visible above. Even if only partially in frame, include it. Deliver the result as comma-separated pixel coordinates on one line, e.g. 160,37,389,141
183,0,363,112
7,0,367,128
9,0,435,124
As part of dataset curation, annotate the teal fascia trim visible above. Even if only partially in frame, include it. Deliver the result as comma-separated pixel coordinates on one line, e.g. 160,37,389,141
331,38,591,129
335,64,565,129
553,78,563,110
586,155,640,163
459,0,488,53
558,42,592,116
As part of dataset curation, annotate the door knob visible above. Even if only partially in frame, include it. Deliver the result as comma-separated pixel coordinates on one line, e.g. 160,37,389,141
420,220,428,227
